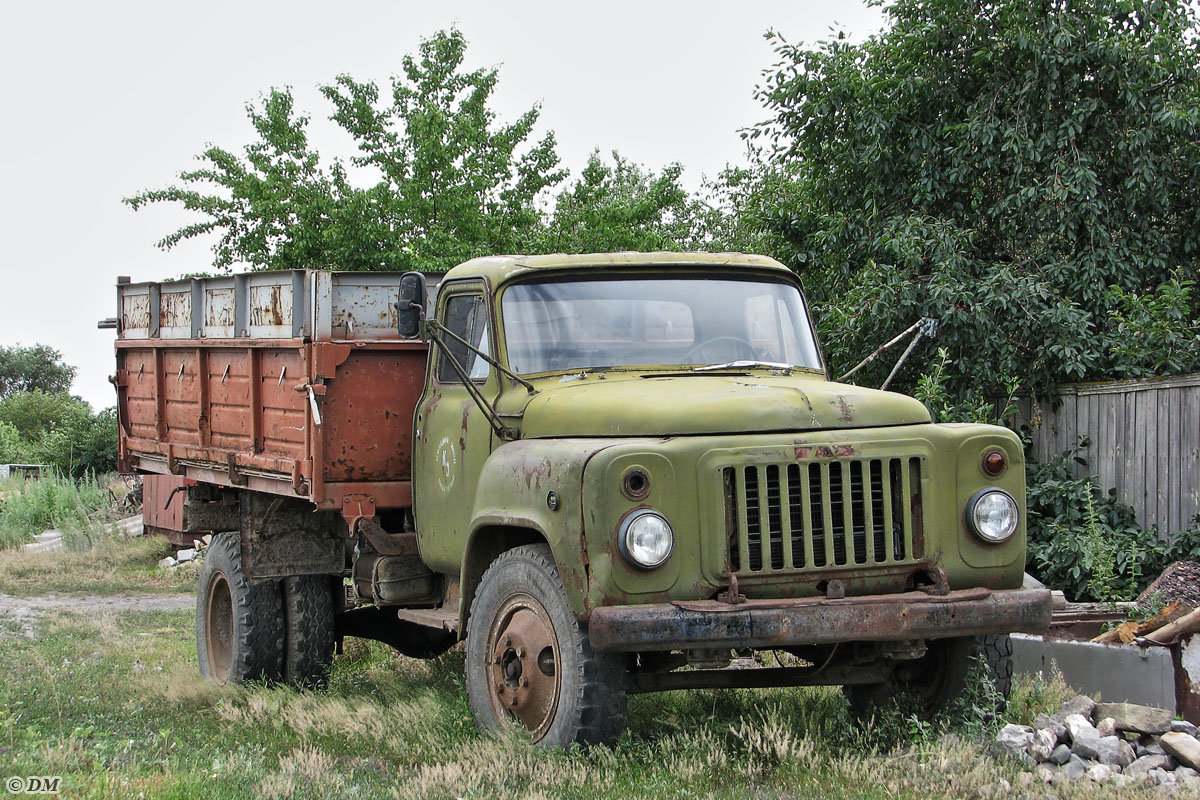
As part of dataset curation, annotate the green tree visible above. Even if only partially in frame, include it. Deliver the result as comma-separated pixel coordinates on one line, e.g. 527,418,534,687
0,420,27,464
538,151,703,253
126,29,565,273
0,391,90,441
0,345,76,399
751,0,1200,397
0,392,116,476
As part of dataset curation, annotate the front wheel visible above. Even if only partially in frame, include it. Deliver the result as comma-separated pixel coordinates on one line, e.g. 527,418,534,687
465,544,627,747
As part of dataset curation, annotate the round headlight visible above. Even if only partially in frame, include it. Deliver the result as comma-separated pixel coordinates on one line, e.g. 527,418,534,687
967,489,1019,543
619,510,674,569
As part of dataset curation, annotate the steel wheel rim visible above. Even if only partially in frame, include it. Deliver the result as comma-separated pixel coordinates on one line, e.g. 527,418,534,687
485,593,561,740
205,572,234,683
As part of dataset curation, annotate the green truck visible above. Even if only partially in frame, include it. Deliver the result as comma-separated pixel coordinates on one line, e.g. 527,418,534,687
114,252,1051,747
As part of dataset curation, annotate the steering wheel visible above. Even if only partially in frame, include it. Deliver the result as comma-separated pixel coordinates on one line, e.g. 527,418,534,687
685,336,759,364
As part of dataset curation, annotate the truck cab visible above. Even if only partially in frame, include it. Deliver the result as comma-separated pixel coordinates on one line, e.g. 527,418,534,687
405,252,1048,743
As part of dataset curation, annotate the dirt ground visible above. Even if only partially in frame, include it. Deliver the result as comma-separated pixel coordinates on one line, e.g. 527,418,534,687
0,591,193,638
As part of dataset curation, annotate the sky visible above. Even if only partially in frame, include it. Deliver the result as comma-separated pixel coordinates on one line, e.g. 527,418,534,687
0,0,886,411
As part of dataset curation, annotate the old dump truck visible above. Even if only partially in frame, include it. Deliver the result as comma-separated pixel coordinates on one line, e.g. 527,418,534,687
108,253,1051,746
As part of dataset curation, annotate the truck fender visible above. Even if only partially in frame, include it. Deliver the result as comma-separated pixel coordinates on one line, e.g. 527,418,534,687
460,439,616,632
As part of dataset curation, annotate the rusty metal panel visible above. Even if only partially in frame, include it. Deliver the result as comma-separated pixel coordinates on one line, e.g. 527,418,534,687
120,285,153,339
158,281,193,339
161,349,200,444
119,348,159,440
205,349,252,450
202,278,236,338
142,474,190,531
321,347,427,481
116,270,432,513
259,348,306,458
239,492,343,578
331,272,401,341
246,272,305,339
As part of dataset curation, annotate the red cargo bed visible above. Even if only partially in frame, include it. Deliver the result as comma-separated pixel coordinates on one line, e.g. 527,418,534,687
112,270,433,514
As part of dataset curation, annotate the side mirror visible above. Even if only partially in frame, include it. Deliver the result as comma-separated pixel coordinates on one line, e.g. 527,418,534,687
396,272,427,338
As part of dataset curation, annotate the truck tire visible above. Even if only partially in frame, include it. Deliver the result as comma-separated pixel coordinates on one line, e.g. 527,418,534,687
282,575,336,689
844,634,1013,719
465,544,627,747
196,532,284,684
976,633,1014,700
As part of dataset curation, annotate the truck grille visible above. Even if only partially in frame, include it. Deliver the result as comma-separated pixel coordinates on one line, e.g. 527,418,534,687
723,457,923,574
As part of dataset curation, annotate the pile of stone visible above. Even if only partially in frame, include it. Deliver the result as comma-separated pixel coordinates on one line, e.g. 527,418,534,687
995,695,1200,791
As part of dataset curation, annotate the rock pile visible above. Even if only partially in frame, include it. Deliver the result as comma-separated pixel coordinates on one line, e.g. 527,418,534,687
995,695,1200,791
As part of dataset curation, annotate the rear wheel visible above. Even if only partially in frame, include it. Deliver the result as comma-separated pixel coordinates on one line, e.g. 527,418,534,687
465,544,627,747
282,575,336,688
196,532,284,684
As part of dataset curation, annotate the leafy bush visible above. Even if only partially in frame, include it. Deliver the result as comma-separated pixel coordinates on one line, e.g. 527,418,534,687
748,0,1200,398
1025,441,1200,602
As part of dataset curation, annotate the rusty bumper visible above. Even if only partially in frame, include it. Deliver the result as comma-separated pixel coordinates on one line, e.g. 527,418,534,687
587,587,1053,652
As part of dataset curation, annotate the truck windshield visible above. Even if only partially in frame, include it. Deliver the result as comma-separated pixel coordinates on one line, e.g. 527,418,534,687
501,277,823,375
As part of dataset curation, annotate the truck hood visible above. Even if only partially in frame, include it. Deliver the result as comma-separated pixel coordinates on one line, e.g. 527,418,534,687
512,372,931,438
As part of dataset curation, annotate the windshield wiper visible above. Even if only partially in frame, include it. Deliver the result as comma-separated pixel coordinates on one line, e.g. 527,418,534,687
692,360,794,372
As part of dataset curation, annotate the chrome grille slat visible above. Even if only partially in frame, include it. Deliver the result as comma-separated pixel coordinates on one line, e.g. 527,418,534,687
724,457,922,574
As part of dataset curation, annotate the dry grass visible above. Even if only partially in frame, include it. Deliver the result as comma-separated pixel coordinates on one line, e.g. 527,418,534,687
0,610,1178,800
0,533,195,596
0,534,1173,800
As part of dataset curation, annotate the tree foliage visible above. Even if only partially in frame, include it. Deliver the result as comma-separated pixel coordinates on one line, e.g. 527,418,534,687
126,29,566,273
0,392,117,477
540,151,703,253
0,345,76,399
751,0,1200,396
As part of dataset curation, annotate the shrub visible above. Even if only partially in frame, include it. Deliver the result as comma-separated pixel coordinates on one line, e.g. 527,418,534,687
1025,441,1200,602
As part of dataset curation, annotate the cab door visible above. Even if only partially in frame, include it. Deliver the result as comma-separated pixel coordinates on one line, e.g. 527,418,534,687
412,281,499,574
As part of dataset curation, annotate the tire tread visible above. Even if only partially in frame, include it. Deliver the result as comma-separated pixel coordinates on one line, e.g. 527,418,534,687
468,543,627,747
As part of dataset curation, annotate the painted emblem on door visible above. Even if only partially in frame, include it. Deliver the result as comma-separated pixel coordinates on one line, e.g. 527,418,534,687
436,437,458,492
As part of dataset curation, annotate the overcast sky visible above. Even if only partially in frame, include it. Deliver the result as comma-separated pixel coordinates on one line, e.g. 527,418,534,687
0,0,886,410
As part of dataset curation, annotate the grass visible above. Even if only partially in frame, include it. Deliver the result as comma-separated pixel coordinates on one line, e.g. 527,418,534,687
0,474,130,550
0,541,1161,798
0,534,196,596
0,604,1165,800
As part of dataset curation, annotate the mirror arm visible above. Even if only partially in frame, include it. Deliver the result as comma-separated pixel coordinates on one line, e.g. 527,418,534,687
426,320,537,394
424,327,518,442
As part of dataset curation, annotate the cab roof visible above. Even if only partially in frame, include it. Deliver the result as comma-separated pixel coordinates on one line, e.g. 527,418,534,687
441,251,793,286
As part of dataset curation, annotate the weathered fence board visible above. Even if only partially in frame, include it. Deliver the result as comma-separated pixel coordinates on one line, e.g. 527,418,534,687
1016,373,1200,537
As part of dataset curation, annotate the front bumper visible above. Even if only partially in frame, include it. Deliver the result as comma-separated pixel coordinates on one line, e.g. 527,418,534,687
587,587,1052,652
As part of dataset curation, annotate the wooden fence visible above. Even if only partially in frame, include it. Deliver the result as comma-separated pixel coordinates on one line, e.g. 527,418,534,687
1014,373,1200,536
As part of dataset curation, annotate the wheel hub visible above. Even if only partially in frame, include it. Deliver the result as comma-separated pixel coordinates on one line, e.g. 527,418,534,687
487,597,560,738
205,572,234,683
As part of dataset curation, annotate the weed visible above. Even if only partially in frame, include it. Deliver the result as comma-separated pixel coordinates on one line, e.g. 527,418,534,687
1005,663,1073,727
0,472,125,549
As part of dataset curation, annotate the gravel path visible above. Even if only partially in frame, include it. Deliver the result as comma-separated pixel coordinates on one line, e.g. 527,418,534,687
0,592,193,638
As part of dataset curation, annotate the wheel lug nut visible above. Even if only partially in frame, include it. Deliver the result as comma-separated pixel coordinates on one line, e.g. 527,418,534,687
508,696,518,707
520,677,529,687
495,682,505,693
515,647,525,658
